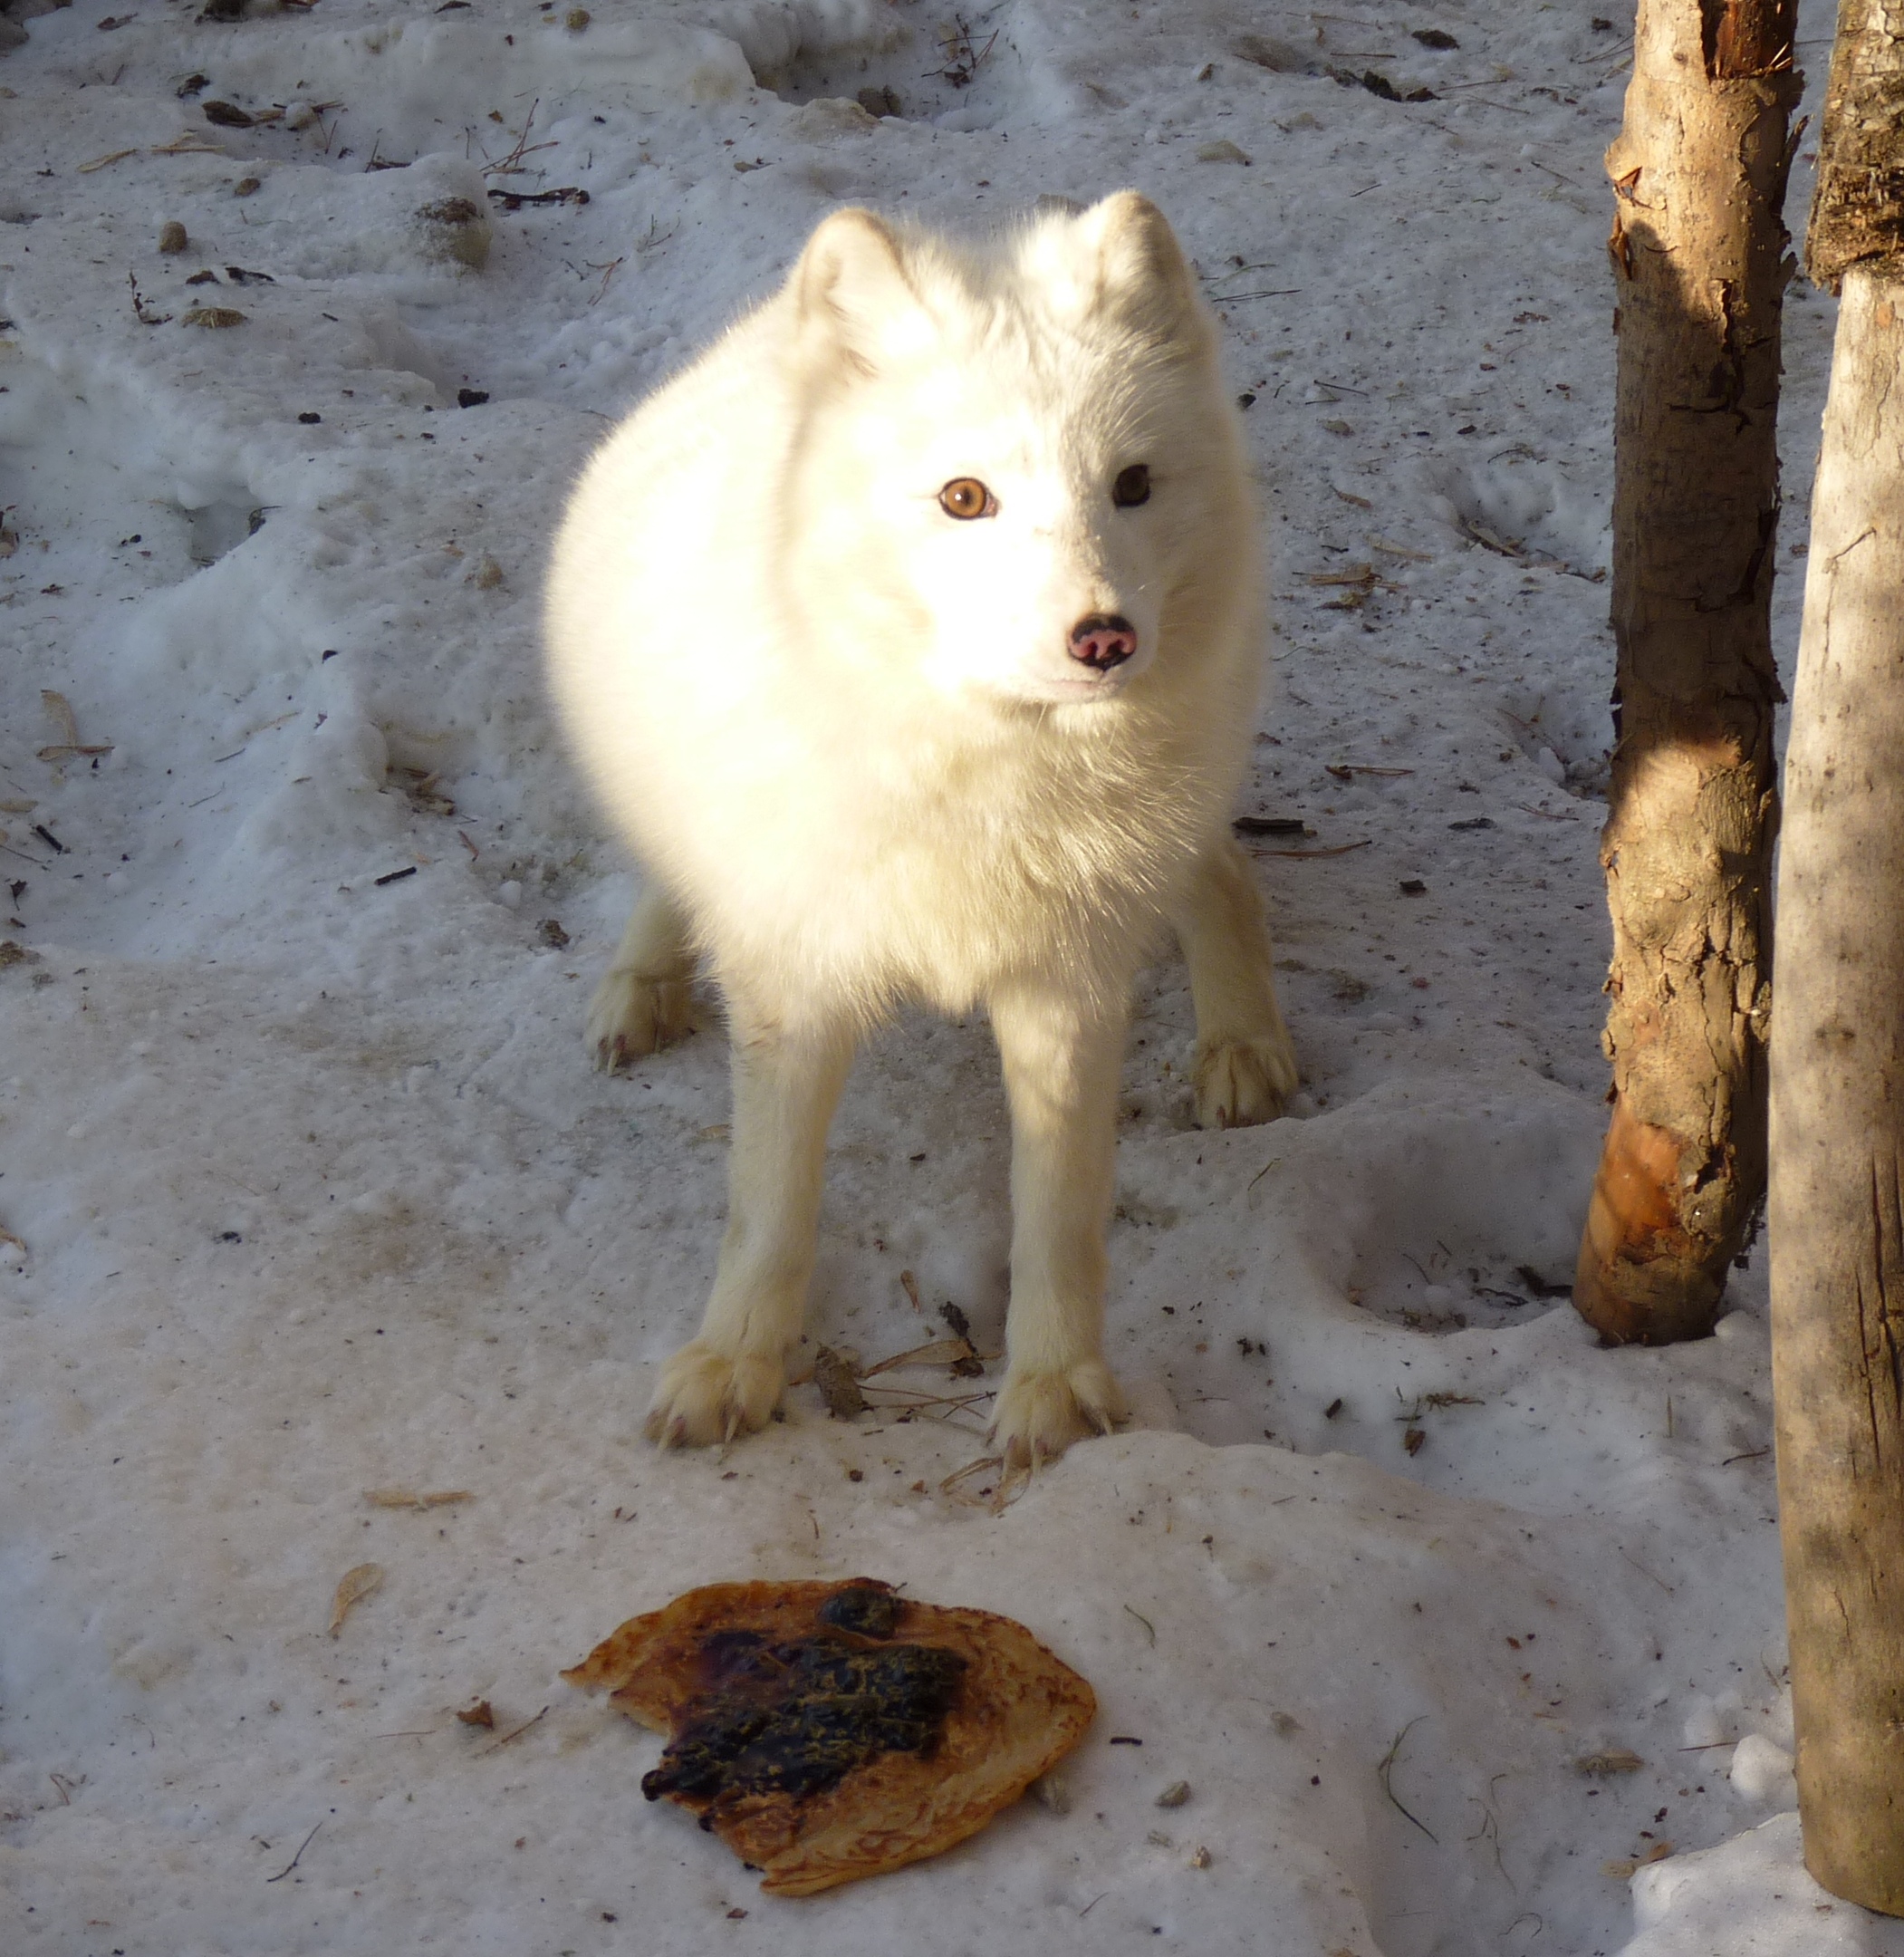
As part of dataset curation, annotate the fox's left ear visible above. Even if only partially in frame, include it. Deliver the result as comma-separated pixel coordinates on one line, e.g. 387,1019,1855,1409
1072,191,1210,346
793,207,934,372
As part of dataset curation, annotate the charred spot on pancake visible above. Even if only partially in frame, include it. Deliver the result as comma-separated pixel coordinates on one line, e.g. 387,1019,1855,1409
817,1582,901,1639
641,1627,966,1822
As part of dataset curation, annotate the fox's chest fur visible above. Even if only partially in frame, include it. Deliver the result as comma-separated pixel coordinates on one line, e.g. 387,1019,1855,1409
688,688,1226,1015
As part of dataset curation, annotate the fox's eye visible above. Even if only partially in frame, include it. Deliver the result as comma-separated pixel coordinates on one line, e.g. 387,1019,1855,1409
1112,463,1151,508
938,477,996,521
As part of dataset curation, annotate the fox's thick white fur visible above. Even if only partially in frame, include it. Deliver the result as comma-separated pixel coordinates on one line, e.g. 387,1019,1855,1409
545,193,1297,1465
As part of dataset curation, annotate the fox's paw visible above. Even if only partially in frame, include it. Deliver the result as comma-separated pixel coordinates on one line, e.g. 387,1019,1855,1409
988,1360,1126,1469
587,969,692,1072
643,1343,784,1449
1193,1027,1299,1130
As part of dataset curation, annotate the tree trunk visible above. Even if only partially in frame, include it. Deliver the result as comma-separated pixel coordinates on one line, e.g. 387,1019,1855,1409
1572,0,1799,1345
1771,2,1904,1915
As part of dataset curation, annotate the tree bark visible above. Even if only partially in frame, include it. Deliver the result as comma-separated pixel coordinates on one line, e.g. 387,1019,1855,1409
1807,1,1904,285
1772,2,1904,1916
1572,0,1799,1344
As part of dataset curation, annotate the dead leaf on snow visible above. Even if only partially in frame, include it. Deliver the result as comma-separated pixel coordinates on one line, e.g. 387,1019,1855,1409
328,1562,385,1636
1602,1842,1671,1879
813,1346,868,1419
38,690,113,762
861,1337,981,1378
1460,516,1526,558
1575,1747,1645,1775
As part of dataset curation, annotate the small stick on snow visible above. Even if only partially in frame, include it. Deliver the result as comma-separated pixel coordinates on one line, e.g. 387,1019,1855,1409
476,1706,549,1757
264,1821,322,1882
363,1488,474,1509
1377,1718,1438,1842
483,98,553,177
1616,1547,1675,1594
1250,838,1373,859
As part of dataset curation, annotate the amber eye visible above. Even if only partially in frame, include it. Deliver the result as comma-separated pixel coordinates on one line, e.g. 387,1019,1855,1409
1112,463,1151,508
938,477,995,521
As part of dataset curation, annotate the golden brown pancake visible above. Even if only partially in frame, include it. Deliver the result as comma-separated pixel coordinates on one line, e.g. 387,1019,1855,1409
563,1577,1096,1895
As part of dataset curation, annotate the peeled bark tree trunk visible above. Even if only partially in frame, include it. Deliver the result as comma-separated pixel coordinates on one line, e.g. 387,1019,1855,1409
1572,0,1800,1345
1771,2,1904,1915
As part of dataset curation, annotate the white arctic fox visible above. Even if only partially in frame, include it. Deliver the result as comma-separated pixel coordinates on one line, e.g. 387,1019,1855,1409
544,192,1297,1465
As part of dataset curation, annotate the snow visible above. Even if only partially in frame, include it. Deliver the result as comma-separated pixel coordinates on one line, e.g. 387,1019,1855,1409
0,0,1891,1952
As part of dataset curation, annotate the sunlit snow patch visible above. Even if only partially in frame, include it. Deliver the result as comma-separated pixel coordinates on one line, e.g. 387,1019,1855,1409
0,355,256,579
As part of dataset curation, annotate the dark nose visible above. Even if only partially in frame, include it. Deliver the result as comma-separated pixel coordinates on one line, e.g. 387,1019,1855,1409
1068,613,1138,671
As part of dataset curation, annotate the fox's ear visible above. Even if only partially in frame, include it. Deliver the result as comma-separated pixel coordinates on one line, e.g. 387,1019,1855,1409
793,207,931,371
1072,191,1207,344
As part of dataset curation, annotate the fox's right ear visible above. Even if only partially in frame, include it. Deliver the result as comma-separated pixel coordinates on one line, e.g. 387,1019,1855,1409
793,208,931,371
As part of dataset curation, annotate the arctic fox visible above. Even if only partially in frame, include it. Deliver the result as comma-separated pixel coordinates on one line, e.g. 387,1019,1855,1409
544,192,1297,1465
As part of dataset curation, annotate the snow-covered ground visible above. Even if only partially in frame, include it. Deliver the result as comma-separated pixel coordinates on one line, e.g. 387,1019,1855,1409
0,1,1891,1952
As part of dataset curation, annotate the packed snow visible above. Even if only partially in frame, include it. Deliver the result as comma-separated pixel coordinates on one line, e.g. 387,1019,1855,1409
0,0,1894,1952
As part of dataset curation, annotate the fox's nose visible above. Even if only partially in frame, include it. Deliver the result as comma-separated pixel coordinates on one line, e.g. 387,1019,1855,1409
1068,613,1138,671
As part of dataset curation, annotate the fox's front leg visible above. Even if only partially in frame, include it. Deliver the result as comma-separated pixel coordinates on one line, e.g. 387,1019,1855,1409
645,1003,856,1447
986,980,1130,1467
1174,834,1299,1129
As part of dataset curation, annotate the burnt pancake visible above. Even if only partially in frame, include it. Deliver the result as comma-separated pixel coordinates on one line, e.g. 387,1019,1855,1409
563,1577,1096,1895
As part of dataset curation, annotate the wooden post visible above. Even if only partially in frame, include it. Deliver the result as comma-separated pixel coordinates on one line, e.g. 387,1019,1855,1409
1572,0,1801,1345
1771,0,1904,1914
